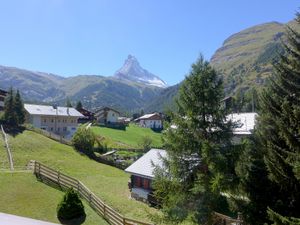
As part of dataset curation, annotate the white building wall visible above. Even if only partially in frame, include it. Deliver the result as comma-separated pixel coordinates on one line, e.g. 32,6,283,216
0,101,4,107
107,110,119,123
32,115,41,128
139,119,162,128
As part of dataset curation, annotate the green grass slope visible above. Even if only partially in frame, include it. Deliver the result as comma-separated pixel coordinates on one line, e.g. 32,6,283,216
91,124,163,148
0,173,108,225
1,130,157,222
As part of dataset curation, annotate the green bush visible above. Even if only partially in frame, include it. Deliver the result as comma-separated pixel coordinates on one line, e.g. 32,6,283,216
72,126,95,155
57,188,85,220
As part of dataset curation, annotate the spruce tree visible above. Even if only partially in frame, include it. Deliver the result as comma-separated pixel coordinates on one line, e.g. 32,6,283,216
14,90,25,125
3,88,17,127
256,13,300,224
66,98,72,107
76,101,83,111
154,56,235,224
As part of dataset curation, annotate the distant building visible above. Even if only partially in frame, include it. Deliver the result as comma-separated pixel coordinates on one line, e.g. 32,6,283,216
0,89,7,111
94,107,120,125
227,112,258,143
77,108,95,123
134,113,163,129
24,104,83,139
125,149,167,203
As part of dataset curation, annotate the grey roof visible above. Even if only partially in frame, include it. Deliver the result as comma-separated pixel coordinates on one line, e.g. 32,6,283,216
0,212,59,225
24,104,83,117
125,149,167,179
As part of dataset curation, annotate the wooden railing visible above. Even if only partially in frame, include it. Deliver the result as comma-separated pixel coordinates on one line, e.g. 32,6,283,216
213,212,244,225
1,125,14,171
33,161,154,225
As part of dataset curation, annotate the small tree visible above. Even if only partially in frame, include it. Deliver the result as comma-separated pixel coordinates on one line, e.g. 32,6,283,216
72,126,95,156
139,136,152,151
57,188,85,220
66,98,73,107
14,90,25,125
76,101,83,111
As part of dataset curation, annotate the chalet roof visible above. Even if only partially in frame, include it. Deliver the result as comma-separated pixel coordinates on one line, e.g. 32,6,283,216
24,104,83,117
125,149,167,179
94,107,120,115
134,113,161,121
227,112,257,135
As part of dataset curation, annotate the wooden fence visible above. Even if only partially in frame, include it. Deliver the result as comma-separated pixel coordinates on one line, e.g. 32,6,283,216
1,125,14,171
33,161,153,225
213,212,244,225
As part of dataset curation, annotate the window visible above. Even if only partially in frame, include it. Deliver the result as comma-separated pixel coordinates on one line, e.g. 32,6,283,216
134,176,141,187
51,119,54,123
143,179,150,189
63,127,67,131
57,127,60,131
43,119,46,123
50,127,53,131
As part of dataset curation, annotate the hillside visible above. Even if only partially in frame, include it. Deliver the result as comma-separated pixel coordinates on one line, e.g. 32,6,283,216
0,130,158,222
0,65,162,112
210,20,300,104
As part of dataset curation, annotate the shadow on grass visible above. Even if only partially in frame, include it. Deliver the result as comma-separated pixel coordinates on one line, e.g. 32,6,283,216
58,214,86,225
1,125,26,137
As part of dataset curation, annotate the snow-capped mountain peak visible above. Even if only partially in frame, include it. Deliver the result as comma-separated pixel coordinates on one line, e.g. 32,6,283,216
114,55,167,88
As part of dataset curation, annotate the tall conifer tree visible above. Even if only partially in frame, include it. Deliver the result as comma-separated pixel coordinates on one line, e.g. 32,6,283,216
154,56,235,224
14,90,25,125
4,88,17,127
257,13,300,224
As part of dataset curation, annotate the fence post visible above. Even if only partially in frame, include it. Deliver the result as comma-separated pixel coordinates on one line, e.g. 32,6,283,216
77,180,80,192
89,192,92,203
237,212,243,225
103,205,106,219
123,217,126,225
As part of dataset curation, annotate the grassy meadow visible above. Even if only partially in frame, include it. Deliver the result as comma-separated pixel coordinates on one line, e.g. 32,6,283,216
0,173,108,225
91,123,163,149
0,130,159,223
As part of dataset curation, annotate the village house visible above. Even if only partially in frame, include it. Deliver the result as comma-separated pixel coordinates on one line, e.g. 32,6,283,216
94,107,120,125
125,148,167,204
77,108,95,124
228,112,257,142
24,104,83,139
0,89,7,111
134,113,163,129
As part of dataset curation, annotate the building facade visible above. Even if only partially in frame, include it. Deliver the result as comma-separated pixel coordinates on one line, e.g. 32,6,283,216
134,113,163,129
24,104,83,139
125,149,166,204
94,107,120,125
0,89,7,111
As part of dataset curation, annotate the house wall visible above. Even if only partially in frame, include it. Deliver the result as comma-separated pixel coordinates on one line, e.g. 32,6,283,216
27,114,80,138
106,110,119,123
139,119,162,129
130,175,153,201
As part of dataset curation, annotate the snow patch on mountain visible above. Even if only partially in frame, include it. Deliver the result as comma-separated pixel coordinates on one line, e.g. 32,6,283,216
114,55,167,88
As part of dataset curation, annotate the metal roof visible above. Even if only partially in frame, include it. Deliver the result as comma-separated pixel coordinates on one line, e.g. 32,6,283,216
134,113,161,121
24,104,83,117
125,149,167,179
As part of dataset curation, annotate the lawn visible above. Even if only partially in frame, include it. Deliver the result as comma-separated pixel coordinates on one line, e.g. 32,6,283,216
91,123,163,149
0,172,108,225
0,130,158,223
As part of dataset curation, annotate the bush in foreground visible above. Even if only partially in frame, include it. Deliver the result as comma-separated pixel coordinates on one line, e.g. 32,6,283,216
72,125,95,155
57,188,85,220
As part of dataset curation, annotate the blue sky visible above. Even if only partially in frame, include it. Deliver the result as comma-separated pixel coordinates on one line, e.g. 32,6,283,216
0,0,298,85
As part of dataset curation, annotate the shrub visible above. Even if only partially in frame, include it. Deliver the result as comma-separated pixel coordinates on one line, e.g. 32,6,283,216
57,188,85,220
72,125,95,155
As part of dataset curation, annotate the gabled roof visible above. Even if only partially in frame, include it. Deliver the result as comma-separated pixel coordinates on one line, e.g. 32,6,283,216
134,113,161,121
125,149,167,179
94,107,120,115
0,89,7,95
24,104,83,117
227,112,257,135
